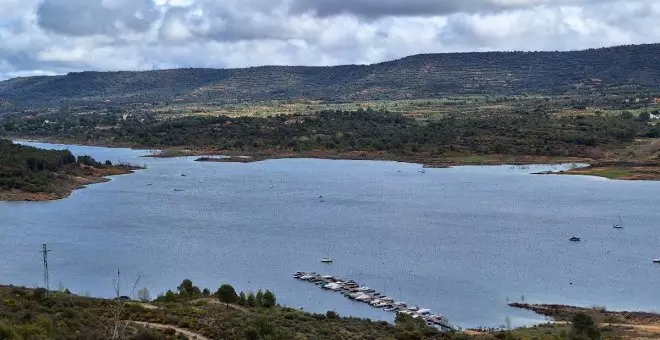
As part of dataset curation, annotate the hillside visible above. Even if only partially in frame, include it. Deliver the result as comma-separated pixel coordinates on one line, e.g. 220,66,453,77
0,282,448,340
1,44,659,113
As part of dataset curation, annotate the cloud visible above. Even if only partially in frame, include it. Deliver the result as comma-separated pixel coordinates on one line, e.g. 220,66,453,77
287,0,641,18
36,0,160,36
0,0,658,80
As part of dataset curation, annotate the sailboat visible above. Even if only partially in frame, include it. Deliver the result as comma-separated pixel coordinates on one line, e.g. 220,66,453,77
321,257,333,263
613,215,624,229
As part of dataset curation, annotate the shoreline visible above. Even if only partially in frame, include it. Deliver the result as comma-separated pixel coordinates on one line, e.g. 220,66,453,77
510,302,660,325
12,136,590,167
16,137,660,181
534,161,660,181
153,148,591,168
0,166,138,202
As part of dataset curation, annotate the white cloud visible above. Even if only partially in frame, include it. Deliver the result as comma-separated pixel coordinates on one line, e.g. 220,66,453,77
0,0,658,80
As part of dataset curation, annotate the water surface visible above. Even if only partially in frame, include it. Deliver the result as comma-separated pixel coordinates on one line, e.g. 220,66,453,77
2,142,660,328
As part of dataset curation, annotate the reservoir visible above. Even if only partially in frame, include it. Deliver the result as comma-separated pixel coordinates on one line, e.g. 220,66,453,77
2,142,660,328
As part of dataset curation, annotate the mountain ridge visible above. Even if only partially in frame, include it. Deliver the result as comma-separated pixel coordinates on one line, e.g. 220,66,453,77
1,43,659,113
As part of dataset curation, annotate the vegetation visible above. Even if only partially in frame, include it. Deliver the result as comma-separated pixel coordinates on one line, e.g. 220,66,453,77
2,280,659,339
3,107,657,162
1,44,659,116
0,280,450,339
0,139,139,200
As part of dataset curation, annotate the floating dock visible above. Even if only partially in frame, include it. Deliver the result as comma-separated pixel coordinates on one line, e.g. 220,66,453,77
293,271,455,332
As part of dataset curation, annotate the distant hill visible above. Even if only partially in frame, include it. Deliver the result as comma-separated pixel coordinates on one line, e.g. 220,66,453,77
1,43,659,112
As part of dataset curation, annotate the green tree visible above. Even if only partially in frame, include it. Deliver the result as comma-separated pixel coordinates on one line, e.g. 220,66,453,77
238,291,247,306
177,279,200,298
247,292,256,307
570,312,600,340
215,284,237,307
256,290,264,307
155,290,177,303
202,288,210,297
263,290,276,308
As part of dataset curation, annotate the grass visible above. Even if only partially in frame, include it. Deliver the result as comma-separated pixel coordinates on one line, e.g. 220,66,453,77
578,168,635,179
0,285,447,340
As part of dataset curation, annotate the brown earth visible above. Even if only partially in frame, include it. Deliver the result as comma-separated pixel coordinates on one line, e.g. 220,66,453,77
510,303,660,325
0,166,137,202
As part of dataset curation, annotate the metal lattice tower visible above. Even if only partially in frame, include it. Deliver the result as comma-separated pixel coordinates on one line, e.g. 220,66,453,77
40,244,51,292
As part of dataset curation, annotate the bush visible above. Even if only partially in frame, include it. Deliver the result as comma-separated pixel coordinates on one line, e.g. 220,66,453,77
129,327,162,340
570,312,600,340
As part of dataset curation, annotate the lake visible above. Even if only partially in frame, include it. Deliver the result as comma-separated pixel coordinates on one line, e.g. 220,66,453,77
2,142,660,328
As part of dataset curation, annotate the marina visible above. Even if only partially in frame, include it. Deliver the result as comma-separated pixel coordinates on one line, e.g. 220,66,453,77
294,272,455,332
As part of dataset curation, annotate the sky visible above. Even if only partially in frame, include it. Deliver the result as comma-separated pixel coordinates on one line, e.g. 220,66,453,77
0,0,659,80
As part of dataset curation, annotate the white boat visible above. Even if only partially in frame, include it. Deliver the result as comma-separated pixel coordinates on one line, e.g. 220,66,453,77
321,257,333,263
417,308,431,315
323,283,342,291
613,215,624,229
355,294,373,302
369,299,382,306
653,258,660,263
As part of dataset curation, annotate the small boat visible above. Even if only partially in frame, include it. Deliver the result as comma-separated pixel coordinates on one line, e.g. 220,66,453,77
569,236,581,242
653,258,660,264
613,215,624,229
321,257,333,263
181,173,187,177
173,189,184,192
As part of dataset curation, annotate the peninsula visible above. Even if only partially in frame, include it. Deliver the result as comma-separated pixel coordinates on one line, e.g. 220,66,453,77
0,139,140,201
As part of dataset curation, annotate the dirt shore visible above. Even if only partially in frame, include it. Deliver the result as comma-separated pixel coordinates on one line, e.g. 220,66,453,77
510,303,660,325
535,161,660,181
150,148,589,168
0,166,137,202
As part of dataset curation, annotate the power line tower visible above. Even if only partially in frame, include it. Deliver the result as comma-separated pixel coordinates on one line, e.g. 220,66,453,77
40,244,51,294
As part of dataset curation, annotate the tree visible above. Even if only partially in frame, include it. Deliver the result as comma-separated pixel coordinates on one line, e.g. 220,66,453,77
247,292,256,307
256,290,264,307
155,290,176,303
263,290,276,308
177,279,200,298
136,288,151,302
570,312,600,340
202,288,210,297
238,292,247,306
215,284,237,307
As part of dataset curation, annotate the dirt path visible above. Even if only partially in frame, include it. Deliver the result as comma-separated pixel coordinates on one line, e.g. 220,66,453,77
605,323,660,334
131,321,211,340
552,320,660,336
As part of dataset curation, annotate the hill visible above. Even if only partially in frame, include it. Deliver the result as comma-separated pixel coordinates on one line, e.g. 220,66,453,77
1,44,659,113
0,282,448,340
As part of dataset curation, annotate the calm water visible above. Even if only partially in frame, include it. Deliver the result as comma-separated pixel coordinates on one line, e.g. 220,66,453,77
2,142,660,328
